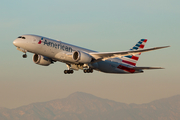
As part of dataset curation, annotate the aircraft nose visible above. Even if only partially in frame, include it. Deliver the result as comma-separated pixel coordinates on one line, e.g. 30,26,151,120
13,39,19,47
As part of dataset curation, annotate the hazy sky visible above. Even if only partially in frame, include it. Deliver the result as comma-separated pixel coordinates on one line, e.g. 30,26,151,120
0,0,180,109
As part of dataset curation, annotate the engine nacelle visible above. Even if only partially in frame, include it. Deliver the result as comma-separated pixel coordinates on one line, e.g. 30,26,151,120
33,54,52,66
72,51,92,63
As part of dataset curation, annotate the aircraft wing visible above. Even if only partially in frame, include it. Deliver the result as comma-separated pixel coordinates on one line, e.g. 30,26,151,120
90,46,170,60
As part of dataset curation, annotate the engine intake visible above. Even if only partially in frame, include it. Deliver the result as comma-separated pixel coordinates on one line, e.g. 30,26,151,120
33,54,52,66
72,51,92,63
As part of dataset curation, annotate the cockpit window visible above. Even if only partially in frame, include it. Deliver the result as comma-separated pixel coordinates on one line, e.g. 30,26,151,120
17,36,26,39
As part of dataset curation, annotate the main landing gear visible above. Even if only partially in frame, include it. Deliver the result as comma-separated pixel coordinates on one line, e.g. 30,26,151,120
64,70,74,74
64,64,94,74
64,64,74,74
83,69,93,73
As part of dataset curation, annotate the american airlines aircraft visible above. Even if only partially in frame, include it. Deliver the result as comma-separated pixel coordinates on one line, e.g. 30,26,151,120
13,35,169,74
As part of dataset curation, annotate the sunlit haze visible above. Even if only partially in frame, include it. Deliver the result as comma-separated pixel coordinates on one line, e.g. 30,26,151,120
0,0,180,109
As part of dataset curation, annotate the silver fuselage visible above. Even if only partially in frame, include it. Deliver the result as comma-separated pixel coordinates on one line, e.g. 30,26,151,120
13,34,142,74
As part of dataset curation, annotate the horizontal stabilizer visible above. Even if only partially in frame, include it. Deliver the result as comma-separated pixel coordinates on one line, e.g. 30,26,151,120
130,67,164,70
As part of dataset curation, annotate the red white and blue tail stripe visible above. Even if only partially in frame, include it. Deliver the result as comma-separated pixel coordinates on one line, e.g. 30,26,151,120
121,39,147,67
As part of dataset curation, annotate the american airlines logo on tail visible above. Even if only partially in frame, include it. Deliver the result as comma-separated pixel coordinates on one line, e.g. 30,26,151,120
121,39,147,66
117,39,148,73
130,39,147,50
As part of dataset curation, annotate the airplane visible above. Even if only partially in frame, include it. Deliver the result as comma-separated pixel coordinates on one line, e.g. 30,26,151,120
13,34,170,74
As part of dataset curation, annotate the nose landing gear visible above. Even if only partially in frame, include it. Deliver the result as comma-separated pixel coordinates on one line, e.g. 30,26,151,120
16,47,27,58
22,54,27,58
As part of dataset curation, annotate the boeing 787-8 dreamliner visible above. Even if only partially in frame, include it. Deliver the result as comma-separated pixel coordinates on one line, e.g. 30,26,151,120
13,35,169,74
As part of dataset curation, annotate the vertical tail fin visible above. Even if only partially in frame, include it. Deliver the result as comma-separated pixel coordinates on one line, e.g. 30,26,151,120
121,39,147,66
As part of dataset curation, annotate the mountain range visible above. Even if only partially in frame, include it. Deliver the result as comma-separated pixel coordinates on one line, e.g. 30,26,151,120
0,92,180,120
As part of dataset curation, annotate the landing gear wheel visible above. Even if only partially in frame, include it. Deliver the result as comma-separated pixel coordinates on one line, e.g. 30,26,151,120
90,69,93,73
64,70,74,74
83,69,87,73
64,70,68,74
83,69,93,73
70,70,74,74
22,54,27,58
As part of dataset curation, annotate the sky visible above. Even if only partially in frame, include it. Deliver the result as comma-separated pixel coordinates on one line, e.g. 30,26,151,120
0,0,180,109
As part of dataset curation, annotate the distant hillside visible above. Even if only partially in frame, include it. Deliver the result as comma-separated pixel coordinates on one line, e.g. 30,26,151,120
0,92,180,120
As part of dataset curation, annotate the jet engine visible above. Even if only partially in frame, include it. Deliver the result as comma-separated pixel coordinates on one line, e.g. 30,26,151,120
33,54,52,66
72,51,92,63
